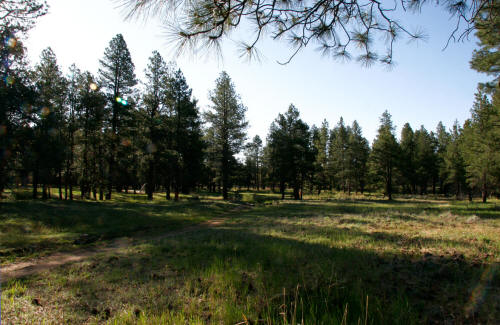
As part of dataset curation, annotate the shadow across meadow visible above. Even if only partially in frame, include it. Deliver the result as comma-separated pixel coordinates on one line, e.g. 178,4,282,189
26,220,498,325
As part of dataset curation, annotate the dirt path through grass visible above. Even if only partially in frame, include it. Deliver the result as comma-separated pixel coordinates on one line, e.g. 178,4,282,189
0,205,249,283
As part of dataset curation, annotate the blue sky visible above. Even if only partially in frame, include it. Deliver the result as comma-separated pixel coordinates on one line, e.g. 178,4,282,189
24,0,487,143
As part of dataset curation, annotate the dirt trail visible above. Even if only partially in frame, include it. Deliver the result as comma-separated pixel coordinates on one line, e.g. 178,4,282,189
0,205,250,284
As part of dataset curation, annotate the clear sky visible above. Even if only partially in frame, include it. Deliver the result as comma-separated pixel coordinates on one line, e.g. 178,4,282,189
23,0,488,143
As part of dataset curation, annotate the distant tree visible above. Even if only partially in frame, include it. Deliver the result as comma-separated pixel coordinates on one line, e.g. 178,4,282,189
31,48,67,199
348,120,370,194
203,126,220,194
328,117,350,191
98,34,137,199
142,51,169,200
267,104,313,200
369,110,399,200
461,89,500,202
311,120,329,195
64,64,81,200
399,123,417,193
164,68,204,199
414,126,438,194
244,135,263,190
76,72,107,200
435,121,451,194
444,120,467,199
204,71,248,200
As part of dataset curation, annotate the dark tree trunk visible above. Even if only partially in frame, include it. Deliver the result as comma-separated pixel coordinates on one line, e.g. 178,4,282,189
33,167,39,199
58,170,63,200
166,182,171,200
386,166,392,201
293,185,300,200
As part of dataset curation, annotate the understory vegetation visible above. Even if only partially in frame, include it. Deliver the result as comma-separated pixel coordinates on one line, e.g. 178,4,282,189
2,191,499,324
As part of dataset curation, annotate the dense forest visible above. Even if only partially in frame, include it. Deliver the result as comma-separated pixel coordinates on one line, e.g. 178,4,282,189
1,2,499,203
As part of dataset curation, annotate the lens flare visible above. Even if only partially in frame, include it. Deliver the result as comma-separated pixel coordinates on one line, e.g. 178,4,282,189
115,97,128,106
89,83,98,91
4,76,14,85
464,263,498,318
6,37,17,48
121,139,131,147
41,107,50,117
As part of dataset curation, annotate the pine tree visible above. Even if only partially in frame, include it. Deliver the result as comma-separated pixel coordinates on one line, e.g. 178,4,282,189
165,68,204,199
267,104,313,200
470,0,500,91
435,121,451,194
204,71,248,200
0,27,36,197
461,89,500,202
348,121,370,194
142,51,169,200
65,64,81,200
369,110,400,200
399,123,416,194
328,117,349,191
244,135,263,190
414,126,437,194
98,34,137,199
311,120,329,195
444,121,467,199
31,48,67,199
76,72,107,199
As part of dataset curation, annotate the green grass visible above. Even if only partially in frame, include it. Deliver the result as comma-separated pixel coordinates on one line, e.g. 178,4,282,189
1,191,499,324
0,190,234,264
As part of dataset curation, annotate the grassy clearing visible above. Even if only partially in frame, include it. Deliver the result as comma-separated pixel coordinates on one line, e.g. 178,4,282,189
1,192,499,324
0,190,234,264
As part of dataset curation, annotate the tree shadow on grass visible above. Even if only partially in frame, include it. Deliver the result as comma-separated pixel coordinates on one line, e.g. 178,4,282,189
14,221,498,325
0,198,233,261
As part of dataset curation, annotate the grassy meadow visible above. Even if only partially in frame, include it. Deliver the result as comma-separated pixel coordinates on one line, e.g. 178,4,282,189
1,190,499,324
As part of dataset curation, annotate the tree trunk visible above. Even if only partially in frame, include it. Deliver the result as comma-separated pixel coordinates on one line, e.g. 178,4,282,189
58,170,63,200
166,182,171,200
386,166,392,201
482,173,487,203
33,167,39,199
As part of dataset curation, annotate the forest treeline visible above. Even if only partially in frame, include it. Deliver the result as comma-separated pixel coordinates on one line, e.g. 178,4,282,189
1,24,499,202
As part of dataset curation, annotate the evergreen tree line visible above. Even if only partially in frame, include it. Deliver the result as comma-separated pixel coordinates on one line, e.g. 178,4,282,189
1,32,499,202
